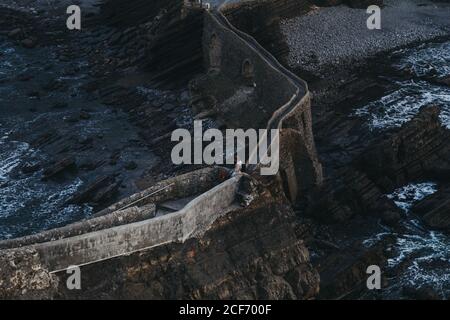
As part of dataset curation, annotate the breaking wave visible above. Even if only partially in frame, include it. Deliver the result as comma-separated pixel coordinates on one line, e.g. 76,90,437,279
365,182,450,299
387,182,438,213
393,42,450,78
0,133,92,240
354,80,450,130
354,41,450,130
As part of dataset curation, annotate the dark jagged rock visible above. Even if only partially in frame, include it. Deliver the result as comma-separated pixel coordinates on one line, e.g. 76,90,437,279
412,184,450,231
317,239,390,299
41,157,76,181
30,131,61,148
311,106,450,224
402,286,441,300
0,248,58,299
356,106,450,190
20,162,41,175
67,175,119,207
51,102,68,109
222,0,312,63
98,0,204,87
124,161,138,171
309,168,398,223
90,181,121,205
381,210,402,227
100,0,180,27
1,0,447,301
79,110,91,120
21,37,37,48
435,76,450,87
310,1,343,6
42,79,67,92
55,186,319,300
143,9,204,87
7,28,23,39
79,159,107,172
344,0,384,8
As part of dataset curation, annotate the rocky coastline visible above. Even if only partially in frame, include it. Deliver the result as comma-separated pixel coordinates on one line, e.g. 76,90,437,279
1,0,450,300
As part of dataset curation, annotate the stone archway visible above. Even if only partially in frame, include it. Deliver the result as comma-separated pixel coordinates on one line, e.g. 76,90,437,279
301,112,307,133
241,59,254,79
209,33,221,71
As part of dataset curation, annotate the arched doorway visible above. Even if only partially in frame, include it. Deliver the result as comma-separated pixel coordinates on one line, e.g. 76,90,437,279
241,59,254,79
209,34,221,71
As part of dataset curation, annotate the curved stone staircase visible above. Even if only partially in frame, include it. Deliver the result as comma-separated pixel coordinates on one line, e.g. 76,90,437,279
0,0,317,273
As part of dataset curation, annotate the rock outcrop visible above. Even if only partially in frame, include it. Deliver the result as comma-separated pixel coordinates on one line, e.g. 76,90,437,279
356,106,450,190
222,0,313,62
53,182,319,300
99,0,204,87
0,178,320,300
310,0,383,8
0,249,58,299
310,106,450,223
412,184,450,231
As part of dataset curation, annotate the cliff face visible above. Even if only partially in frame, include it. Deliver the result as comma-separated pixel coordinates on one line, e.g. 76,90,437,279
53,181,319,300
0,180,320,300
303,106,450,299
0,248,58,299
360,106,450,232
222,0,313,63
221,0,384,64
99,0,204,87
413,184,450,231
0,0,322,300
357,106,450,191
100,0,183,27
310,106,450,224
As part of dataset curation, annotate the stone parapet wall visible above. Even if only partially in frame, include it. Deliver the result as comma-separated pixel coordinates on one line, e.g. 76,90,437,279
198,3,323,201
197,11,299,129
33,175,241,272
96,167,229,216
0,206,155,251
0,0,323,275
0,167,228,251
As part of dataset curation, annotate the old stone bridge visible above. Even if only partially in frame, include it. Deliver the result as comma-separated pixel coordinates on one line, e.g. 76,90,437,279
0,0,322,275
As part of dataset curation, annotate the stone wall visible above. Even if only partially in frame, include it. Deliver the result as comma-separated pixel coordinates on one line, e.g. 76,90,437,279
0,167,228,250
53,189,320,300
0,166,238,273
222,0,313,60
0,0,323,288
0,206,155,251
33,175,241,272
96,167,229,216
191,11,298,129
193,7,323,202
279,97,323,199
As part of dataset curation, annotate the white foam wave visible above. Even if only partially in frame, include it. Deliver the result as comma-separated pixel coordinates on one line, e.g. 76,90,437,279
0,140,30,182
0,136,92,239
394,42,450,78
387,182,438,213
383,182,449,298
354,80,450,130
